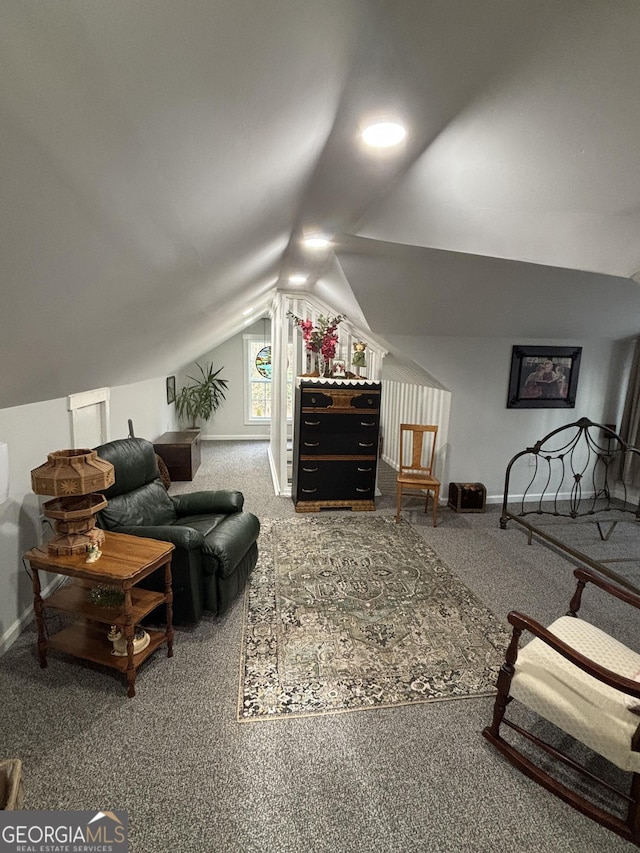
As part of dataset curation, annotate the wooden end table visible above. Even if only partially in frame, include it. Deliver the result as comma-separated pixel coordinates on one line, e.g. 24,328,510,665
24,531,175,698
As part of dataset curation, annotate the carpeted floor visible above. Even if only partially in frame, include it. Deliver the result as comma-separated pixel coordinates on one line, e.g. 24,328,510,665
1,440,639,852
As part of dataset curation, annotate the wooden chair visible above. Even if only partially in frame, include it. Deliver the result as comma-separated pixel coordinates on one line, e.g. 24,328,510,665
395,424,440,526
483,568,640,846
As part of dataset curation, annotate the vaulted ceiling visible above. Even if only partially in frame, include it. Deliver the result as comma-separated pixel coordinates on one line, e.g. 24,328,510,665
3,0,640,408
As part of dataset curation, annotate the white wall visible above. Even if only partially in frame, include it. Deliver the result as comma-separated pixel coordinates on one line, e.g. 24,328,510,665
180,326,627,501
109,377,179,443
176,319,271,439
0,375,177,653
385,336,619,501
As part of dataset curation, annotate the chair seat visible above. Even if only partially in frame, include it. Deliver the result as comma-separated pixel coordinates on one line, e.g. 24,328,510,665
397,472,439,487
174,514,227,538
511,615,640,772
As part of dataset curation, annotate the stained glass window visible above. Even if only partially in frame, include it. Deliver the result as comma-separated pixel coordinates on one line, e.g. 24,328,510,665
244,336,293,422
255,345,272,379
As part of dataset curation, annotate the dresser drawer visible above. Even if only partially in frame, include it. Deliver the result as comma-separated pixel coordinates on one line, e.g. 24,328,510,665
349,392,380,410
301,389,380,411
299,413,379,455
296,460,376,501
300,390,334,409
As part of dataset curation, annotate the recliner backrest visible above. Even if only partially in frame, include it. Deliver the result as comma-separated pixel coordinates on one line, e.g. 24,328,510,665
96,437,159,496
94,437,177,529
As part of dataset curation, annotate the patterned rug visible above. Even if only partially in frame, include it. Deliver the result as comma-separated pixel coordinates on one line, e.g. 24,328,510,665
238,516,510,720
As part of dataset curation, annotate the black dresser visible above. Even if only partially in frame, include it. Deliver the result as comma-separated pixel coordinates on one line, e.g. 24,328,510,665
292,379,382,512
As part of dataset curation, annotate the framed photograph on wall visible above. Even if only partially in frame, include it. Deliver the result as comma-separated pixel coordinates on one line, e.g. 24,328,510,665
166,375,176,405
507,346,582,409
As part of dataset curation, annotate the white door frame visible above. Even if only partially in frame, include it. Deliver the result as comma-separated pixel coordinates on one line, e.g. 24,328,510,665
67,387,110,448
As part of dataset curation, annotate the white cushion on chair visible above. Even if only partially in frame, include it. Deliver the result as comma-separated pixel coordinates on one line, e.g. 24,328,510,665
510,615,640,772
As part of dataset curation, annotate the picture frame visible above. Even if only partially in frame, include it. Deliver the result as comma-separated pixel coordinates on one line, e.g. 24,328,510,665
166,375,176,405
507,346,582,409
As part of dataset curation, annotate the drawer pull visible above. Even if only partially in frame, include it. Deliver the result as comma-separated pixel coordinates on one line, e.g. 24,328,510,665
304,442,320,447
301,488,317,494
304,420,320,426
356,487,371,493
357,467,373,472
358,442,374,448
302,467,319,472
360,421,376,427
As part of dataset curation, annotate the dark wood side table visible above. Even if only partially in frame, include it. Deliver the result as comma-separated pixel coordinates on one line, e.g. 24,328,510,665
24,532,174,698
153,430,201,481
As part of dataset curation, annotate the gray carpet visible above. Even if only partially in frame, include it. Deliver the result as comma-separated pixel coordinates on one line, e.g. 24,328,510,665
1,440,638,852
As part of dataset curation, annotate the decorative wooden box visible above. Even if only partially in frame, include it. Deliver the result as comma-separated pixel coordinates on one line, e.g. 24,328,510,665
448,482,486,513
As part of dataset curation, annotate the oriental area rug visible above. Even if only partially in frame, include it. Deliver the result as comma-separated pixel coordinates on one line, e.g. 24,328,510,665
238,516,510,720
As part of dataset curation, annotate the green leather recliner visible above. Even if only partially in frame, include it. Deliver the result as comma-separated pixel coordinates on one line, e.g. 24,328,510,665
94,437,260,623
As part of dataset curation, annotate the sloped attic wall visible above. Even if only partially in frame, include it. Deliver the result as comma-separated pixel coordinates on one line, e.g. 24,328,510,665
385,335,624,501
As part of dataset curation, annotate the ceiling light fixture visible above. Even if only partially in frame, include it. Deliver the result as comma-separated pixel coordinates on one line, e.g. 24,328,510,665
361,120,407,148
289,274,308,284
241,306,254,316
302,235,331,249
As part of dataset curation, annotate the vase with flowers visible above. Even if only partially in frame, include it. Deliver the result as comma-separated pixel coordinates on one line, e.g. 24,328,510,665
287,311,345,376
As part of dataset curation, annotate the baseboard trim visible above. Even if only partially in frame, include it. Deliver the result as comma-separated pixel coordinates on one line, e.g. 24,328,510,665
0,573,65,655
200,435,270,441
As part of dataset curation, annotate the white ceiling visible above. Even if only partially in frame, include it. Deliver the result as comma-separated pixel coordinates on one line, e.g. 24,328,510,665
2,0,640,408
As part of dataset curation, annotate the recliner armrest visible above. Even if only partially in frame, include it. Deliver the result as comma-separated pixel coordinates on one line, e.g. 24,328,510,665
171,490,244,516
202,511,260,578
113,525,205,551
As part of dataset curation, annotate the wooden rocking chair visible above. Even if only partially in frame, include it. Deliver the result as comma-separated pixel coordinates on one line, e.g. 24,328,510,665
483,567,640,846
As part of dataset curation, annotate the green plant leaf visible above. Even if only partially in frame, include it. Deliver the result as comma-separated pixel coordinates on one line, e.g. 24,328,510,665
176,361,228,428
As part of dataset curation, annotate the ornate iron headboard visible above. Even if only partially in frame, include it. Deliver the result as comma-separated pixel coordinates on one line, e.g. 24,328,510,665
500,417,640,591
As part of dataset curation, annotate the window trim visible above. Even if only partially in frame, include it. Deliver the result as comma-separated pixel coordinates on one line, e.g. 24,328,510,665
243,333,293,425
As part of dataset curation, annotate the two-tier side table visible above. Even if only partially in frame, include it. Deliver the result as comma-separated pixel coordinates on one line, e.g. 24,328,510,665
24,531,175,698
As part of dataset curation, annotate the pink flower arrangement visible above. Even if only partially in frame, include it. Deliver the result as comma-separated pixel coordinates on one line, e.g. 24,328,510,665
287,311,345,360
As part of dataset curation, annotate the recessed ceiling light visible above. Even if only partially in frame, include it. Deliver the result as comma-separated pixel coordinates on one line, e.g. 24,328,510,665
289,274,308,284
361,121,407,148
241,306,254,316
303,235,331,249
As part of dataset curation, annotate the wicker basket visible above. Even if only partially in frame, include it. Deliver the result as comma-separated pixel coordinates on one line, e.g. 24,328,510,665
0,759,24,809
155,454,171,490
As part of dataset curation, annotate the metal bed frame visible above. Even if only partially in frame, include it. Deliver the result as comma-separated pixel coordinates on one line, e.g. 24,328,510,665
500,417,640,593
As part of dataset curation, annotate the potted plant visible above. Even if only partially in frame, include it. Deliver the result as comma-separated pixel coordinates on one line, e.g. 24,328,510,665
175,362,228,429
